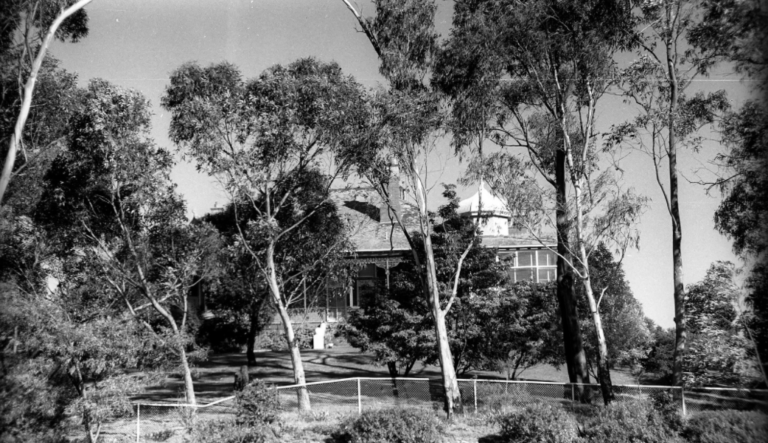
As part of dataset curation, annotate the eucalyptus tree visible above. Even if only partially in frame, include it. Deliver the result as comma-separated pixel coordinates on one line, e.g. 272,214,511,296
341,0,476,416
1,0,93,204
606,0,731,386
37,79,220,405
435,0,638,404
162,58,368,411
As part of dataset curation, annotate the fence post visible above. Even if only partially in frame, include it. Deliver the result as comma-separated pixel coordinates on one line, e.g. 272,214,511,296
357,378,362,415
136,403,140,443
571,384,575,402
473,379,477,414
681,386,687,416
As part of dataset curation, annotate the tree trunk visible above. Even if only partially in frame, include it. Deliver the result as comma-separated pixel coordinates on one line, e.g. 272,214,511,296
179,346,197,405
665,15,687,387
555,149,592,402
268,243,311,411
247,299,265,366
0,0,94,204
581,274,615,405
423,233,462,418
277,303,311,411
387,362,400,397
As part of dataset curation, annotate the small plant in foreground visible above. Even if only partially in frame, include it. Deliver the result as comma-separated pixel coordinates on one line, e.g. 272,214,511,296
683,410,768,443
578,399,683,443
235,380,280,426
188,419,276,443
331,408,443,443
497,401,577,443
649,390,684,432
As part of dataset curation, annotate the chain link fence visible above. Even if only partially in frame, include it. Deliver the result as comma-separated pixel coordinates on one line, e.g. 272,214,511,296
124,378,768,441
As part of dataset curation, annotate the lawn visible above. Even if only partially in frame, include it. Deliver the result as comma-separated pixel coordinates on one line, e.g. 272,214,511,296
98,347,644,442
136,345,639,403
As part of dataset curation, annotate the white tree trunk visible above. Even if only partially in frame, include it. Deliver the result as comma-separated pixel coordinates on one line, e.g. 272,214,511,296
179,346,197,405
267,243,311,411
0,0,94,204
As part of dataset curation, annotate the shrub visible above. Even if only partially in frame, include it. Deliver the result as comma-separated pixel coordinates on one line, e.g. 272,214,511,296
649,390,684,432
578,399,683,443
235,380,280,426
331,408,443,443
497,402,577,443
196,317,248,353
683,410,768,443
189,419,277,443
258,326,313,351
484,385,534,413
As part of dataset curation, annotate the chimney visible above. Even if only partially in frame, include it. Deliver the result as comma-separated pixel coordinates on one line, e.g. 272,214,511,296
379,157,401,224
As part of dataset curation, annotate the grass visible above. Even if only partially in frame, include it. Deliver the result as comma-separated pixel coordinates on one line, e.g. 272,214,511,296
135,344,639,403
95,346,644,442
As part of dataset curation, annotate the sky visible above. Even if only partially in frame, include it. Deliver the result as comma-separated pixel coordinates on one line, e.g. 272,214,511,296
49,0,757,329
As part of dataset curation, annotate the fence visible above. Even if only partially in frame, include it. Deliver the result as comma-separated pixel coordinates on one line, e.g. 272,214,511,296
127,378,768,442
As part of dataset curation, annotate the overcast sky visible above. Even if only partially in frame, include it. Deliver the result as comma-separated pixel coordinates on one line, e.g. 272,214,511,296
50,0,757,328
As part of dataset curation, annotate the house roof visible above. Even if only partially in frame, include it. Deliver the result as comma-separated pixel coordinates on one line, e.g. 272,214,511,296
331,186,555,256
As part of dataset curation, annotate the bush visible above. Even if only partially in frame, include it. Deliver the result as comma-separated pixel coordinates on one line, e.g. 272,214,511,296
497,402,577,443
683,410,768,443
483,385,534,413
189,419,278,443
196,317,248,353
331,408,443,443
235,380,280,426
578,399,682,443
649,390,684,432
258,326,314,351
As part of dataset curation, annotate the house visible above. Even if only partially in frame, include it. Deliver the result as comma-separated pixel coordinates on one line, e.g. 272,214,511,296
274,162,557,328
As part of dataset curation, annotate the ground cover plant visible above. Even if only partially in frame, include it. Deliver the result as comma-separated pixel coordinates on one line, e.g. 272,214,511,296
683,410,768,443
497,402,578,443
330,408,444,443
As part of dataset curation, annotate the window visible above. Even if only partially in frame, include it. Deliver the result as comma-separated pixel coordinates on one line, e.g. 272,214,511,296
506,249,557,283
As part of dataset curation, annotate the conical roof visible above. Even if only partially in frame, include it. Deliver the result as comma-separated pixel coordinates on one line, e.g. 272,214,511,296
457,184,510,217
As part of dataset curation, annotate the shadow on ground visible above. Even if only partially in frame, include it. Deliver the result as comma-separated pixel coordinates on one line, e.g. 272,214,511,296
133,345,635,403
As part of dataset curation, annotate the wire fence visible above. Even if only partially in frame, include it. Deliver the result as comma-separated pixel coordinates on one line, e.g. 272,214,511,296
126,378,768,442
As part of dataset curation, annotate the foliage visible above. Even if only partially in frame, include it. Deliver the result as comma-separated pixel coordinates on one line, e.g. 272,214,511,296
0,283,162,442
607,0,735,387
497,402,578,443
163,59,366,409
684,262,760,386
259,326,314,352
343,187,515,377
0,0,89,57
34,78,219,405
235,380,280,426
344,300,435,377
643,321,676,383
649,390,684,433
188,419,277,443
439,0,642,404
688,0,768,88
196,316,250,353
331,408,444,443
715,102,768,259
0,56,81,215
577,399,683,443
577,244,652,378
683,410,768,443
458,281,562,380
713,101,768,378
